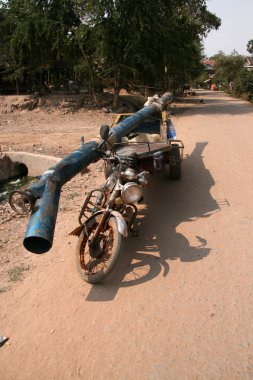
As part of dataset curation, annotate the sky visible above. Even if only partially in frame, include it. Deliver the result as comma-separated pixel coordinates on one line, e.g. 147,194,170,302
204,0,253,57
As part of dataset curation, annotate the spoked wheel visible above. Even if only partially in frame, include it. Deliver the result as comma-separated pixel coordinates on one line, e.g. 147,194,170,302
76,215,122,284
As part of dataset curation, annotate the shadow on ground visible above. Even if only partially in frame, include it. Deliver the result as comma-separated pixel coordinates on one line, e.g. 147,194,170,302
86,142,220,301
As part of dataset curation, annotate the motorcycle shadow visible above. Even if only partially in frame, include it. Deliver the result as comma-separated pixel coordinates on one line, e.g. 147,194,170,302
86,142,220,301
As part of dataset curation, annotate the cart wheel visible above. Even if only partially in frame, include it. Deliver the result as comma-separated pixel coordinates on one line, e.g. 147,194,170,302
169,144,181,180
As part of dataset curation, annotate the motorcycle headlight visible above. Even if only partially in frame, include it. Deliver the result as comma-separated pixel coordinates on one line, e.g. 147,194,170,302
121,182,142,203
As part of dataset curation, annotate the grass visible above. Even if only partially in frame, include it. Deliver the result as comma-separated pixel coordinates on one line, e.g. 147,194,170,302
8,265,30,282
0,287,8,293
65,192,79,200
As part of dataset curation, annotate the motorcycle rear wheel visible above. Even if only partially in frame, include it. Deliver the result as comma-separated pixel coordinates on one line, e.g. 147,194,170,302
76,215,122,284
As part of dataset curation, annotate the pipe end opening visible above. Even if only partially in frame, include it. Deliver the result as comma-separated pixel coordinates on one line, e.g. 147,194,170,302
23,237,52,254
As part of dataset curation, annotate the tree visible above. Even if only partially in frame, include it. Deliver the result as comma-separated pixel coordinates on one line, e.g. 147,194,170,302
212,51,245,90
0,0,80,93
160,0,220,93
234,69,253,100
80,0,169,107
78,0,221,105
247,39,253,55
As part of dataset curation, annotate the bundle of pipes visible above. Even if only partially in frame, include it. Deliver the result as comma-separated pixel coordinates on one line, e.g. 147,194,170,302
15,92,173,254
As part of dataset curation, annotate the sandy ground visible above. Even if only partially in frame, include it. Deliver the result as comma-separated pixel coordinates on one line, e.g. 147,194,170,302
0,91,253,379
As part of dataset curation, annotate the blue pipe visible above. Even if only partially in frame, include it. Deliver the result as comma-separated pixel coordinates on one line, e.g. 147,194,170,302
21,93,172,254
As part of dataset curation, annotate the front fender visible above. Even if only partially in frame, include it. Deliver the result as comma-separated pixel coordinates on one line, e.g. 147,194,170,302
70,210,128,238
85,210,128,238
110,210,128,238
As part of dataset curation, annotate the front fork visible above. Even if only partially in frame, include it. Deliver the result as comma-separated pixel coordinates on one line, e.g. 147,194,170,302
89,189,120,248
89,187,139,249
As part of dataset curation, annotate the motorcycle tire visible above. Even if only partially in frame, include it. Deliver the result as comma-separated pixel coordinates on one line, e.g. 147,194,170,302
76,215,122,284
169,144,181,180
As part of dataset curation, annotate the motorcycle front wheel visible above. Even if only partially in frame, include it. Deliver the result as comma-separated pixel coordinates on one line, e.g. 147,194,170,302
76,215,122,284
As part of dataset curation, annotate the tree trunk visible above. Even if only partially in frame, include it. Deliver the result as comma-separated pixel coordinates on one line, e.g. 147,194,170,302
16,79,20,95
113,71,121,110
173,75,176,96
113,87,120,110
78,42,99,106
164,65,168,90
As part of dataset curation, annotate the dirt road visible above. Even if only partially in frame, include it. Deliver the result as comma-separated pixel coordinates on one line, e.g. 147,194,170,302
0,91,253,379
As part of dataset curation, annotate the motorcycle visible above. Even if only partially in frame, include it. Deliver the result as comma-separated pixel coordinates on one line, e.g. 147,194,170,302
70,125,149,284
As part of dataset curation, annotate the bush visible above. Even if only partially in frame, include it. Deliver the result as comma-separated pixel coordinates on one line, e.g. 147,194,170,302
234,69,253,101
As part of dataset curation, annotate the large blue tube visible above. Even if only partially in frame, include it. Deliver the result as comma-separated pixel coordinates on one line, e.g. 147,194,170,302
21,93,172,254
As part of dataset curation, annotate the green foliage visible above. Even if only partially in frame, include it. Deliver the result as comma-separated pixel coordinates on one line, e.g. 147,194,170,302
247,39,253,55
234,70,253,101
0,0,221,100
1,0,80,91
211,51,253,101
78,0,220,101
212,51,245,88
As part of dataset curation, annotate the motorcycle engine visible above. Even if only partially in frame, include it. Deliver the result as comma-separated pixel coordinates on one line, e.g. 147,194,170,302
122,152,140,170
121,153,149,186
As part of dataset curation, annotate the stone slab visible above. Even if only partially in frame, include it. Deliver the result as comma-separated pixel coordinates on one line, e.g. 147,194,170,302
4,152,62,177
